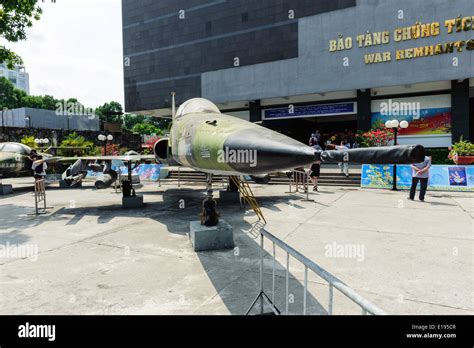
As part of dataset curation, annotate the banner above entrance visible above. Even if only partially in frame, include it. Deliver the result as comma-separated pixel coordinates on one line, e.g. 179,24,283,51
263,102,357,120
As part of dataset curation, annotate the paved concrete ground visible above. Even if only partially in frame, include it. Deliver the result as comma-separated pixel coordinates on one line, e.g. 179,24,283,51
0,180,472,315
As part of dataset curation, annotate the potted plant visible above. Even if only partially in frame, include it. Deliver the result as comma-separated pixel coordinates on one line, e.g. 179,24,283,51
448,138,474,165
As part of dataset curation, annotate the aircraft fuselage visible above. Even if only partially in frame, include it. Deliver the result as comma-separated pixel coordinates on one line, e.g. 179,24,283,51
170,111,316,176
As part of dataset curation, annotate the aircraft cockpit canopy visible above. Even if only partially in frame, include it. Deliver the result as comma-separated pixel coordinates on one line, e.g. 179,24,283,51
0,142,32,155
176,98,221,118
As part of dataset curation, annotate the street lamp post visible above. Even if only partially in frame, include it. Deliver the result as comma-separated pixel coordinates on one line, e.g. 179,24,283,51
34,138,50,149
385,120,409,191
98,134,114,155
1,107,6,137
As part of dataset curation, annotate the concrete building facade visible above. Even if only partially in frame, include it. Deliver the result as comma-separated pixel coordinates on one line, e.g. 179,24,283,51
122,0,474,147
0,64,30,95
1,108,100,131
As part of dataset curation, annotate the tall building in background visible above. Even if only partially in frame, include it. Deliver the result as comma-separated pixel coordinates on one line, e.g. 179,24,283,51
0,63,30,95
122,0,474,147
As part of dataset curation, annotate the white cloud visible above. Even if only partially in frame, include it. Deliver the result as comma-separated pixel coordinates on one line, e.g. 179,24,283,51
0,0,124,108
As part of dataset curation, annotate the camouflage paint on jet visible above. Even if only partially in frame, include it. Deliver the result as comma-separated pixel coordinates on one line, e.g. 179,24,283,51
152,98,425,176
0,143,33,178
168,99,316,176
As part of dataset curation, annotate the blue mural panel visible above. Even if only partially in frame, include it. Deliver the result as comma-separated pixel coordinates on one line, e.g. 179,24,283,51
87,164,163,182
361,165,474,192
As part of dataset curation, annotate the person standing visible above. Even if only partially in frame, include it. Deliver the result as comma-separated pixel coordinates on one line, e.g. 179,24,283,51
309,160,321,191
409,156,431,202
32,156,48,181
314,130,321,145
336,141,350,177
27,149,38,163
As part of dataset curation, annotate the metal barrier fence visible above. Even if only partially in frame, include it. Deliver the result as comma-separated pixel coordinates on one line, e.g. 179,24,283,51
246,228,386,316
289,169,311,201
34,179,47,215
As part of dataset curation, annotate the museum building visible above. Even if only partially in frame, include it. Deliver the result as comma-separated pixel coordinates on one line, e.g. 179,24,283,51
122,0,474,147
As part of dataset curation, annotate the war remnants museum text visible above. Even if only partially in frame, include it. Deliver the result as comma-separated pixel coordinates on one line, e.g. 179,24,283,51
329,15,474,64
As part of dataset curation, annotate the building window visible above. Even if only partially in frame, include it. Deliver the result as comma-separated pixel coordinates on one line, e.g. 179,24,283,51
241,12,249,22
205,21,212,34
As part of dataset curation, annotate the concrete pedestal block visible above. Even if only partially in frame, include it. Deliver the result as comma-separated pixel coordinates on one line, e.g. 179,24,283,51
190,219,234,252
159,167,169,179
219,190,240,203
0,184,13,195
119,174,140,184
59,180,82,189
122,195,144,208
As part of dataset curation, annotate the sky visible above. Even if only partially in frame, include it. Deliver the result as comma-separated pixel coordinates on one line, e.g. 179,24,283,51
0,0,124,108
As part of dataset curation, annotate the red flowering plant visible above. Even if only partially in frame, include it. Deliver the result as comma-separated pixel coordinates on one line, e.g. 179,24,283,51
359,121,394,147
142,136,161,154
100,143,120,156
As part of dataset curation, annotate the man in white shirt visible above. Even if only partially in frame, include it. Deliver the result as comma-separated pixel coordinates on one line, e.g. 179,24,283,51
409,156,431,202
335,141,350,177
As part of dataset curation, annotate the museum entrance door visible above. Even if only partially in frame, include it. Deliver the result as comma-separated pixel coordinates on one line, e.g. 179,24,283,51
262,115,358,146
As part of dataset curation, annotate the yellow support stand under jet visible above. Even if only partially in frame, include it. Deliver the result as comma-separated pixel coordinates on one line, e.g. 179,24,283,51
230,176,266,224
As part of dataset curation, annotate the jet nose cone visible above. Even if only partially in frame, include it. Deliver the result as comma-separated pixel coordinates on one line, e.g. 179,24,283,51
223,128,316,174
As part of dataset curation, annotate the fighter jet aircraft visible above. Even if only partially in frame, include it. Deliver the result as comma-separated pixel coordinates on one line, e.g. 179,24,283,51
150,94,425,225
0,141,154,189
0,142,36,178
154,95,425,178
0,142,95,179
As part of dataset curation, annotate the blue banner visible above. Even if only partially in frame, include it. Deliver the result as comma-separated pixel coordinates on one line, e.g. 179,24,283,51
87,164,163,182
361,164,474,191
263,102,356,120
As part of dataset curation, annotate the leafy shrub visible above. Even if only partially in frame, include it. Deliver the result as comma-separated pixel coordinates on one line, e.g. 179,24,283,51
448,137,474,162
20,135,37,148
425,148,451,165
449,138,474,157
58,132,95,156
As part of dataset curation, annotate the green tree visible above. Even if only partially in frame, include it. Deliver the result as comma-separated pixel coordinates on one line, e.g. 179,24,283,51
95,101,123,123
132,123,163,135
152,117,171,132
21,94,44,109
0,76,17,108
122,113,146,131
41,95,58,110
1,76,109,118
0,76,25,108
0,0,42,68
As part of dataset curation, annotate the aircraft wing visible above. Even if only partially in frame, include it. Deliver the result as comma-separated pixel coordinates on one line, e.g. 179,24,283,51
44,155,156,163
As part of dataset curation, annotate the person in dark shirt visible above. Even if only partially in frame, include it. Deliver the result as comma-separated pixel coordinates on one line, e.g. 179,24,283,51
31,156,48,181
27,149,38,162
309,160,321,191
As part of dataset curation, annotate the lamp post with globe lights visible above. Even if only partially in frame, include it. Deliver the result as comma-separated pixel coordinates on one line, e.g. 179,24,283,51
98,134,114,155
34,138,50,149
385,120,409,191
